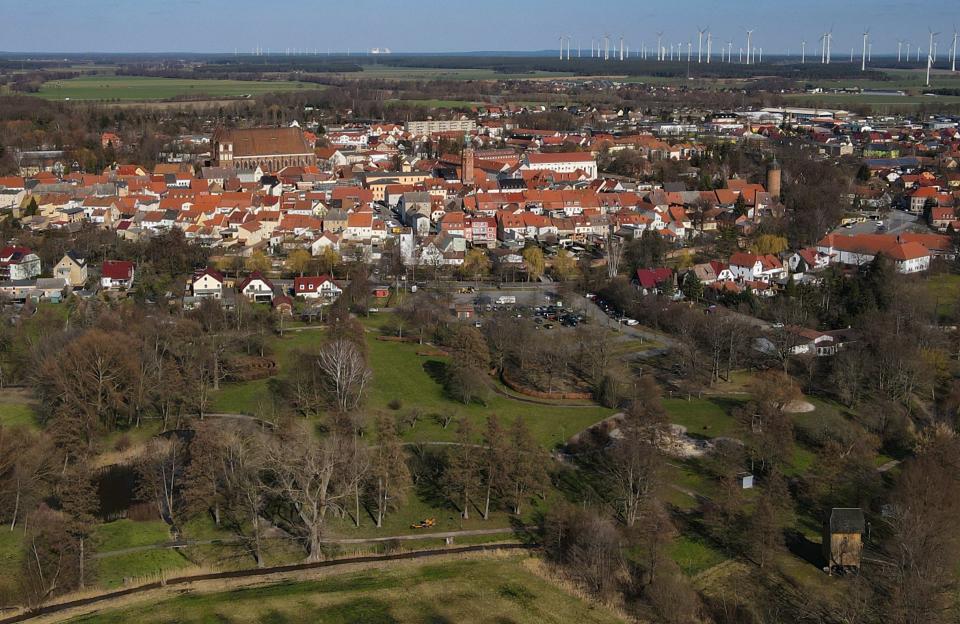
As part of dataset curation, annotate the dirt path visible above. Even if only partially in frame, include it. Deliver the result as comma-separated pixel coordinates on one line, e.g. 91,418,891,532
92,527,522,559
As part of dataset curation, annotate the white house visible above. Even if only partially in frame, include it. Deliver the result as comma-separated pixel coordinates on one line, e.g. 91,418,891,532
728,253,787,283
293,275,342,300
190,268,225,299
238,272,275,303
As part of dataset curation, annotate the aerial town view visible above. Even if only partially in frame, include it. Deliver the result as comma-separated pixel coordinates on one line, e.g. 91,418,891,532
1,0,960,622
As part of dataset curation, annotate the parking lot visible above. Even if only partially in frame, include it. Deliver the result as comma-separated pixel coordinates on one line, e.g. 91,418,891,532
834,209,919,237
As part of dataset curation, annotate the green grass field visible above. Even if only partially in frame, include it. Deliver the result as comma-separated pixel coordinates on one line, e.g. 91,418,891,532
341,65,575,81
33,75,317,101
65,556,622,624
0,400,37,429
782,92,960,110
95,519,170,552
668,535,728,576
0,529,23,601
213,325,612,449
926,273,960,320
664,397,741,439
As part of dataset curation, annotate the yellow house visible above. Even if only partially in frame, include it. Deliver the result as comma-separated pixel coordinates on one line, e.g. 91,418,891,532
53,251,88,288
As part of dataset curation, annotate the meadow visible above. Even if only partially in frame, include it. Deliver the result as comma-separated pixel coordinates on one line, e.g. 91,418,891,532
63,556,623,624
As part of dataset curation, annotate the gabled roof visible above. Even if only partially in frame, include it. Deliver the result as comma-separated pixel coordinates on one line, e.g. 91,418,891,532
635,268,673,289
829,508,865,534
101,260,134,280
237,271,274,291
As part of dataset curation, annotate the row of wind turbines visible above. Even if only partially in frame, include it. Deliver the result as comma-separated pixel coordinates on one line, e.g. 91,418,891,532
557,29,762,65
557,27,959,85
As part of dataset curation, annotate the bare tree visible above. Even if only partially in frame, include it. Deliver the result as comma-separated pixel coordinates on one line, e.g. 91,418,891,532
316,339,372,413
137,436,187,526
369,415,410,528
265,425,351,562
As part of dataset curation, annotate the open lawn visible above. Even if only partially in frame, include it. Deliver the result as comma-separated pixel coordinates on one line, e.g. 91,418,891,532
668,535,728,576
0,529,23,601
95,519,170,553
927,273,960,320
212,325,612,449
65,556,623,624
34,75,317,101
664,397,741,439
0,399,37,429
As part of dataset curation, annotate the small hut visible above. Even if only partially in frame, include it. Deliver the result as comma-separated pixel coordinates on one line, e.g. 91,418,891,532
823,507,865,574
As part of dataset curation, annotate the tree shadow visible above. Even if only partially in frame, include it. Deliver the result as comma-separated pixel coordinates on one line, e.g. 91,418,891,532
785,528,824,569
422,359,448,385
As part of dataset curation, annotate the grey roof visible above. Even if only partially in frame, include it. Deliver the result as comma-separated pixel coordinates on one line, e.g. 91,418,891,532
829,508,865,534
35,278,66,290
64,250,86,267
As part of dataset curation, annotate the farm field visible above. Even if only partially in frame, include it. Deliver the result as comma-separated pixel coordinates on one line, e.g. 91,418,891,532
62,556,624,624
782,92,960,110
32,75,317,101
334,65,575,81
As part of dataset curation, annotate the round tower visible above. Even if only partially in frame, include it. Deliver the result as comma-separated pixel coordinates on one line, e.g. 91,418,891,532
766,158,782,199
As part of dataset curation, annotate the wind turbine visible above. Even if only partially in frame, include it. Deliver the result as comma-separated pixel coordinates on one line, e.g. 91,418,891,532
952,28,958,72
897,40,903,63
656,32,664,61
697,26,707,63
801,40,806,64
826,27,833,64
745,29,754,64
861,29,869,71
619,35,625,61
728,41,733,64
927,29,939,86
604,34,610,60
559,36,564,60
687,41,692,62
706,30,713,63
906,41,911,63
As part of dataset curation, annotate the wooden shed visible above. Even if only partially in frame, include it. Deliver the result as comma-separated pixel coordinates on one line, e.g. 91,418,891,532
823,507,865,574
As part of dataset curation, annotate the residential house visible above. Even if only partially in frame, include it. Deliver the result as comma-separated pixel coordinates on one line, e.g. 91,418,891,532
816,233,931,273
728,253,787,283
100,260,135,290
0,246,41,281
237,271,275,303
635,268,675,295
293,275,343,300
190,268,225,299
53,251,88,288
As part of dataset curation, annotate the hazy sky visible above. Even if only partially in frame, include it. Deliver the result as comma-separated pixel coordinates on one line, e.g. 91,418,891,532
5,0,957,55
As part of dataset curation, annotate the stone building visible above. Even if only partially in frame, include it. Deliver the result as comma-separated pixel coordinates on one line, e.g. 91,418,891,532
212,127,316,172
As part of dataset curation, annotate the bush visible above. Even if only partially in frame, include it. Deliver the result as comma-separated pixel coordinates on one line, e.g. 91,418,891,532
387,398,403,411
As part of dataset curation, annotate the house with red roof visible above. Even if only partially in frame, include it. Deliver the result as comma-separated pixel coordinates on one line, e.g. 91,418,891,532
728,253,786,283
293,275,342,300
816,234,931,273
190,268,225,299
634,268,675,295
520,152,598,181
0,246,41,281
237,271,275,303
100,260,135,290
929,206,956,231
